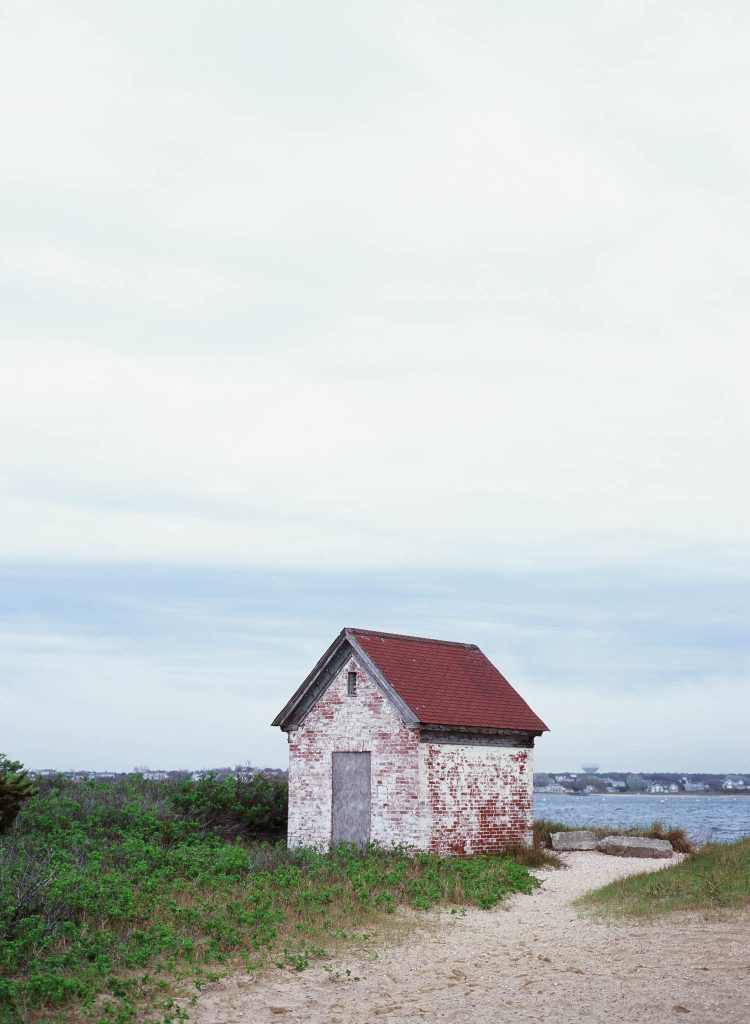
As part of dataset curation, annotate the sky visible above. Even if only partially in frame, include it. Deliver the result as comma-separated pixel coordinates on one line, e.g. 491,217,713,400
1,1,748,774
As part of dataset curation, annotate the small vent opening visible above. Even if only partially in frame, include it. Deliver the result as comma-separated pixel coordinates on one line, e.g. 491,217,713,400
347,671,357,696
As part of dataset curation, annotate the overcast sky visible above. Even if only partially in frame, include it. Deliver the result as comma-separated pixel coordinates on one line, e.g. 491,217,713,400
2,1,748,774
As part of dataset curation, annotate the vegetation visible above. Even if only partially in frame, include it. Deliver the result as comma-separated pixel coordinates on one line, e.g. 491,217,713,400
168,768,288,840
0,756,37,837
535,770,750,793
499,843,562,870
624,773,647,792
0,776,541,1024
577,837,750,918
534,818,694,854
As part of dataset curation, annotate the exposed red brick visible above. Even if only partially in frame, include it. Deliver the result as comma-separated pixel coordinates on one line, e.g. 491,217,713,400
286,657,535,853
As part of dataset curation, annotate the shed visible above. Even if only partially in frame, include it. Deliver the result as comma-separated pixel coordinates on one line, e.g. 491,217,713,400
272,627,548,854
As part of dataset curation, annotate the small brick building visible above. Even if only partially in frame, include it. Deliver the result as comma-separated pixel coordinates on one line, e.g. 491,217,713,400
272,627,548,854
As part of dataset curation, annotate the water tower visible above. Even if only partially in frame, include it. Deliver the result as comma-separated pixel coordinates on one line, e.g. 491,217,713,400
581,762,599,775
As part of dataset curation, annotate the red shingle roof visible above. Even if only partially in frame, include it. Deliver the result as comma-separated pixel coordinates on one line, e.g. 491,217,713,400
347,628,548,732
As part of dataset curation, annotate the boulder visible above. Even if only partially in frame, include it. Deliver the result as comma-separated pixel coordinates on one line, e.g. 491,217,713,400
597,835,673,859
550,830,599,851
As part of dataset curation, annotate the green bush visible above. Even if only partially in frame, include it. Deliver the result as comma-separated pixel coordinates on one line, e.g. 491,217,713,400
0,778,539,1023
169,771,288,840
0,756,37,836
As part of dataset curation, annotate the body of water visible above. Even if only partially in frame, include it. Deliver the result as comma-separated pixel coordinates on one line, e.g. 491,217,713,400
534,793,750,843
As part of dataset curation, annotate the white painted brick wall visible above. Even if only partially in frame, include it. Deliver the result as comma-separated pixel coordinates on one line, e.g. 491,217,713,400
286,658,534,853
287,657,423,850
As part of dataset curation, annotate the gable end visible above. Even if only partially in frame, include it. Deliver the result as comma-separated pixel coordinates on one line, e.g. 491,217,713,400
271,629,420,731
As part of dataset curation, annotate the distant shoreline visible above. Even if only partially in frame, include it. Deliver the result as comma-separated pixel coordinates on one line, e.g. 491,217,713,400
534,791,750,798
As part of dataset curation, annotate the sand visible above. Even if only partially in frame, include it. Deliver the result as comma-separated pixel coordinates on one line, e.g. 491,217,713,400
193,852,750,1024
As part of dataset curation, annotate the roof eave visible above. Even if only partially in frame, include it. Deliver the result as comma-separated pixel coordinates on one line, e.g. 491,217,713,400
418,722,547,737
271,629,349,729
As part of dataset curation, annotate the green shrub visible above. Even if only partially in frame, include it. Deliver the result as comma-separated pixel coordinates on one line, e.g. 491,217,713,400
169,771,288,841
0,756,37,836
0,779,540,1023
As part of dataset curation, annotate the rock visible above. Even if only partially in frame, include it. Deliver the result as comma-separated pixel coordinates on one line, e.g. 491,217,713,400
597,835,673,858
550,830,599,851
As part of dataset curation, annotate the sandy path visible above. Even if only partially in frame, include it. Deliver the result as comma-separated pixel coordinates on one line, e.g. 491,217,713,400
194,853,749,1024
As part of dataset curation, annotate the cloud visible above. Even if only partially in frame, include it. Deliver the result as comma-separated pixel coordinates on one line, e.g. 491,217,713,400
1,332,747,572
3,565,747,772
1,623,292,772
529,678,750,774
1,3,747,771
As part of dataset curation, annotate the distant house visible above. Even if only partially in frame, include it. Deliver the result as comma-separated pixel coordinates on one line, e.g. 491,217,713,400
722,778,746,791
682,777,710,792
273,628,548,854
599,777,626,791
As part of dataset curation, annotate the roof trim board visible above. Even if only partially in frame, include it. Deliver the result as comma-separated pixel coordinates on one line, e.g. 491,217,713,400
271,630,347,729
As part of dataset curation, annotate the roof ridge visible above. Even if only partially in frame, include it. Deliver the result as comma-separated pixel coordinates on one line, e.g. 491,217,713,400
346,627,479,650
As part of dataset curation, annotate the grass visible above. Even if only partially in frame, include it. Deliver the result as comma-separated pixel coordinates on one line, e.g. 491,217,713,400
534,817,694,854
577,837,750,918
0,778,546,1024
498,843,562,870
8,785,718,1021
